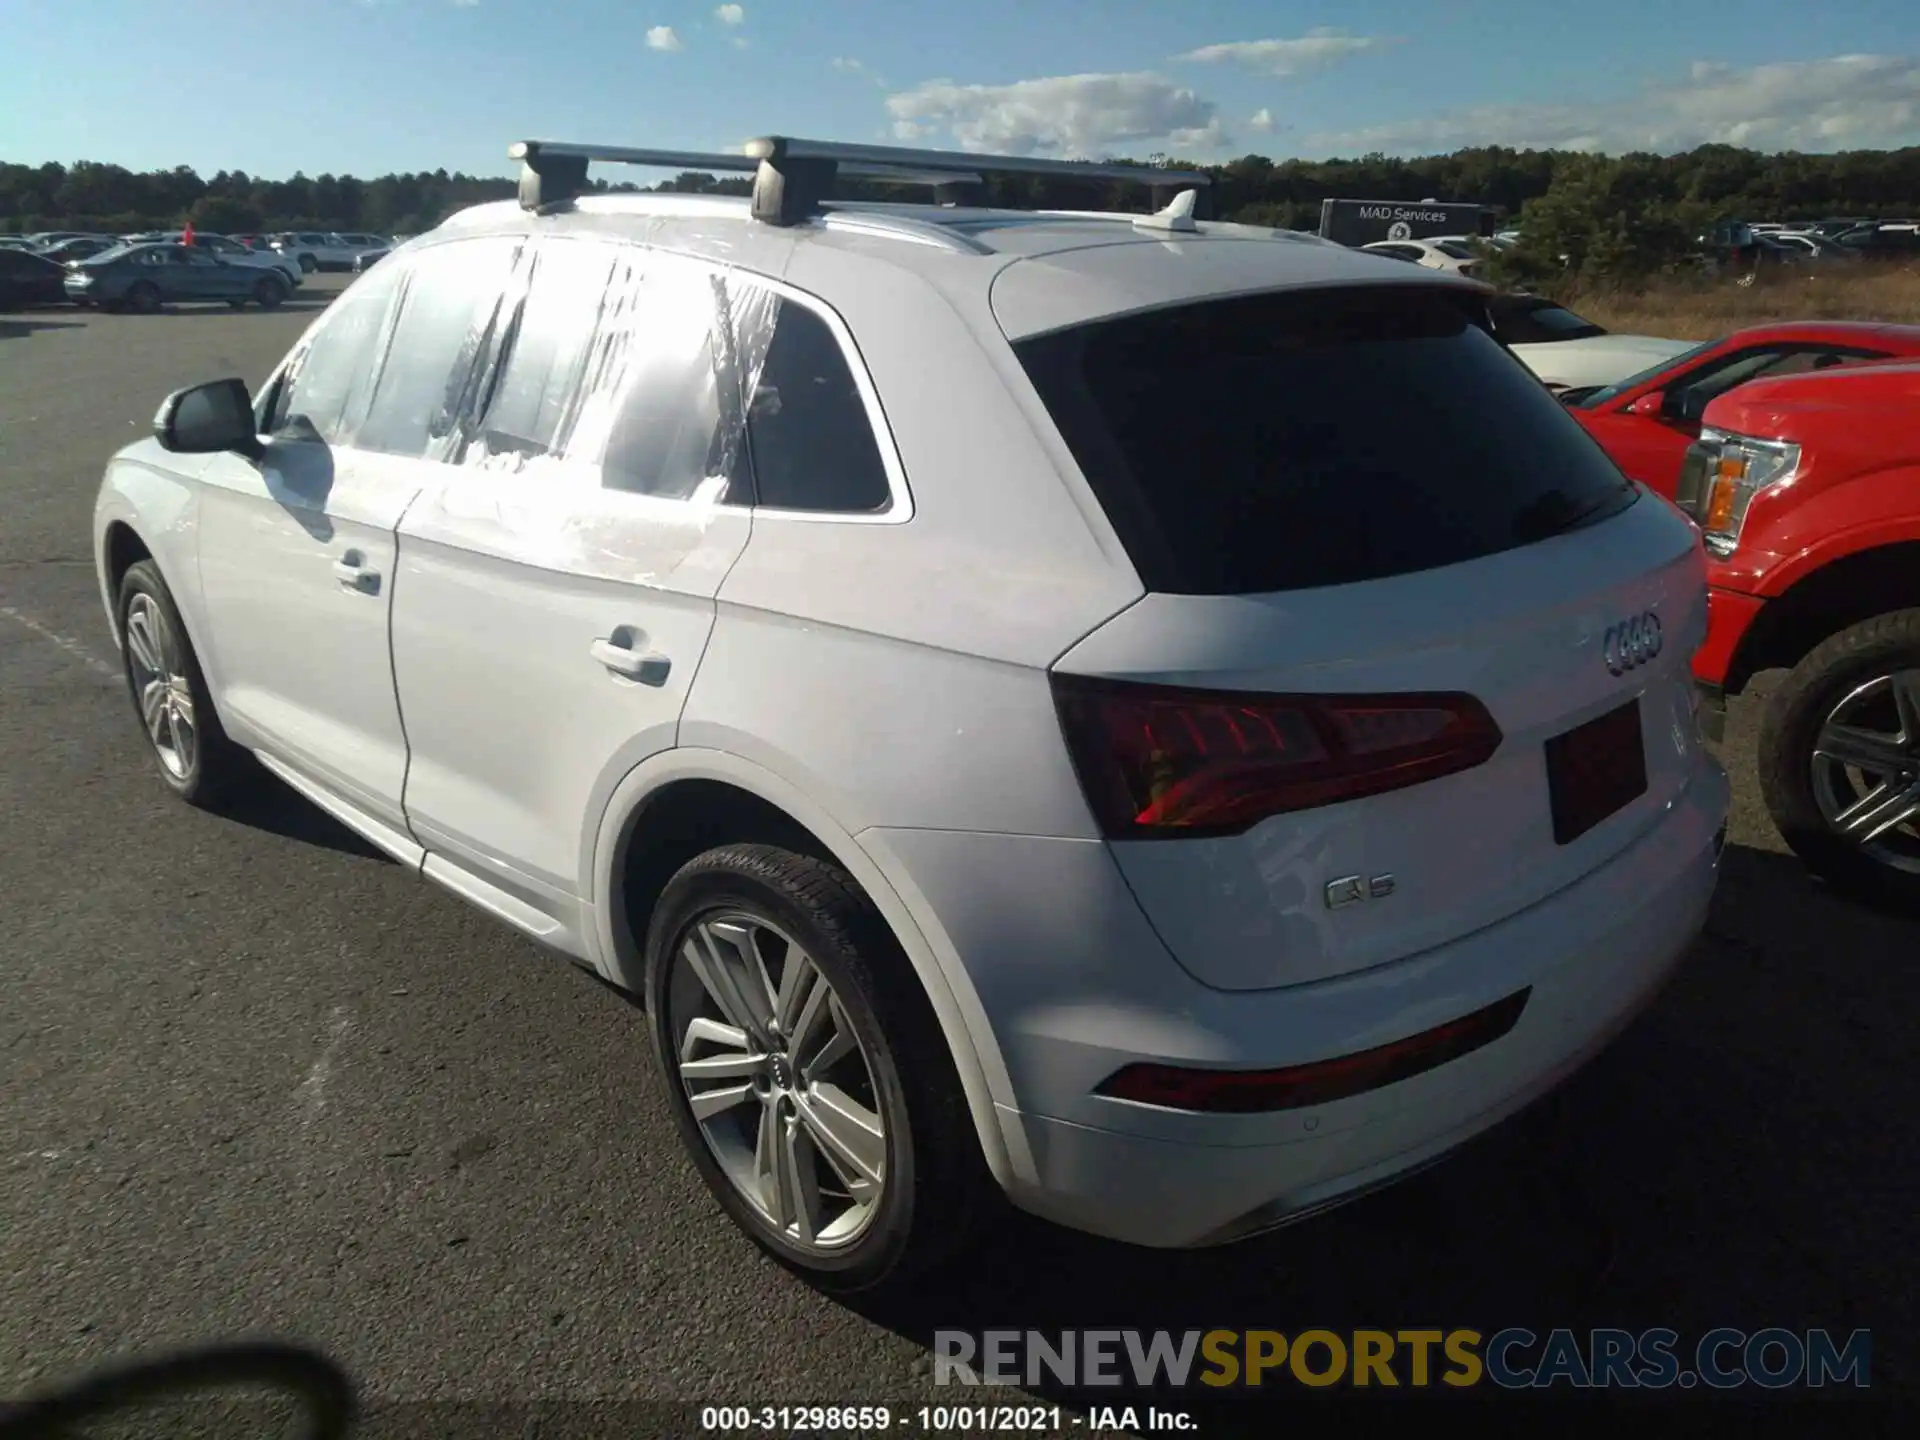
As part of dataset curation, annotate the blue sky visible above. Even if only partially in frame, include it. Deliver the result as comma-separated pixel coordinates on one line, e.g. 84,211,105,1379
5,1,1917,179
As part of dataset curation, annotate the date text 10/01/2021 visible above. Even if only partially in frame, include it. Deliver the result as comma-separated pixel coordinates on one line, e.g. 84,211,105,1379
699,1405,1195,1432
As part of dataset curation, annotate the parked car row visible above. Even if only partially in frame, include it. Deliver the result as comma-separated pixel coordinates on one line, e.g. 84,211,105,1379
1752,216,1920,257
1,228,399,314
64,242,299,312
1,227,400,312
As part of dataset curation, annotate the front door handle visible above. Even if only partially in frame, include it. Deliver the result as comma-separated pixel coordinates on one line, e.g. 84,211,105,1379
332,552,379,593
590,633,671,685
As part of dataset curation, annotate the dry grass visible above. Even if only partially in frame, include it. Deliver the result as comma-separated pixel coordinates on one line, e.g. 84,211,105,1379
1566,261,1920,339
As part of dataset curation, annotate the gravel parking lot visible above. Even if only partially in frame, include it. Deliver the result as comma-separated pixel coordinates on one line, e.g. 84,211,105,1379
1,279,1911,1429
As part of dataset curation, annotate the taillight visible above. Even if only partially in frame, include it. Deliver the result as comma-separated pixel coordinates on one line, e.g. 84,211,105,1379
1050,674,1503,839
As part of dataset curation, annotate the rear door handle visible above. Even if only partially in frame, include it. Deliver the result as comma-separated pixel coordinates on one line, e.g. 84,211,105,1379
332,552,379,593
590,634,671,685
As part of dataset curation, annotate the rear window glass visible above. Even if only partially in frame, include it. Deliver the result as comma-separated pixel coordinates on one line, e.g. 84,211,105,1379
1015,286,1638,595
1491,298,1606,344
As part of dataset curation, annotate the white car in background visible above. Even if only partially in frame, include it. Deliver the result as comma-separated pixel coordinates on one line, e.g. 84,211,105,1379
270,231,391,273
1487,293,1693,393
1362,236,1486,276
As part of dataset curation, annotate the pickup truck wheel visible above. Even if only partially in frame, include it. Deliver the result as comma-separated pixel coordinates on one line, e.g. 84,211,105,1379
645,844,988,1294
252,277,286,308
1759,609,1920,913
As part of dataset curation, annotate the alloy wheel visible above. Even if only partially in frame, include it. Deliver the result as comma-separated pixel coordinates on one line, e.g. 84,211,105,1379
667,913,887,1254
1810,670,1920,874
123,593,197,781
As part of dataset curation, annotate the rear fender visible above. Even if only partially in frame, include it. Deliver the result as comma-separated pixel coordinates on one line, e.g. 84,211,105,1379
590,746,1030,1192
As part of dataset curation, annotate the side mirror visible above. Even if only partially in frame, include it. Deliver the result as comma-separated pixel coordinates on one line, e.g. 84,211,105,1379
154,378,262,459
1625,391,1666,417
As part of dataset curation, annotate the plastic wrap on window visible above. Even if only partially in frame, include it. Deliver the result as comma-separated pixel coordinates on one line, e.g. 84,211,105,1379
429,246,777,581
713,273,781,494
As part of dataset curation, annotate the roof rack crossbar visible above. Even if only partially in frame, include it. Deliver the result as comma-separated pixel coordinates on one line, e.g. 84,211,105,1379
511,139,985,216
511,135,1213,226
745,136,1210,189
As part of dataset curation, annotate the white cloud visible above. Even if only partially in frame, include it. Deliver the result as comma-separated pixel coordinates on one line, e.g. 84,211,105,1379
832,56,865,73
1249,107,1274,133
885,72,1228,158
714,3,745,24
1302,53,1920,156
731,36,749,48
1176,29,1385,77
646,25,682,52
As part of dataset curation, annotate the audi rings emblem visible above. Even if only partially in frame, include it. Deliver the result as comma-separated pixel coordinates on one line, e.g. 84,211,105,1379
1603,611,1664,676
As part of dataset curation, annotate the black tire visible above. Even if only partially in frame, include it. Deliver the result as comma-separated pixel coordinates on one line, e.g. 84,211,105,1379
125,281,160,314
645,843,988,1293
297,253,317,274
1758,609,1920,913
252,276,286,309
116,560,252,810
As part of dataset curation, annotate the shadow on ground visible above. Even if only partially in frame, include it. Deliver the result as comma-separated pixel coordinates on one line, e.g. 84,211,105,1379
223,768,390,862
846,843,1910,1426
0,313,86,338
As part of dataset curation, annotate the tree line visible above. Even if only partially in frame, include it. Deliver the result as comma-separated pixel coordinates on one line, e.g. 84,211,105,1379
5,144,1917,283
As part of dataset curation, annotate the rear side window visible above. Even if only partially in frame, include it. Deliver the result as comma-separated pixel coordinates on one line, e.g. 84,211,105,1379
734,291,891,514
357,238,519,458
1015,286,1638,595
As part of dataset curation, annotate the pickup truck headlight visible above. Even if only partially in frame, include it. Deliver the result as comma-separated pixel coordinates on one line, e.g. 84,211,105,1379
1694,427,1801,557
68,272,93,286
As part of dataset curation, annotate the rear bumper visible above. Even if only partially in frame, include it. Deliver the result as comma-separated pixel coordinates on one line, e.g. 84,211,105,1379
868,754,1728,1249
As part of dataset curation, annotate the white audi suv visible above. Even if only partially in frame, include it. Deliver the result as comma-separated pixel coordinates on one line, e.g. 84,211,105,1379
92,136,1729,1292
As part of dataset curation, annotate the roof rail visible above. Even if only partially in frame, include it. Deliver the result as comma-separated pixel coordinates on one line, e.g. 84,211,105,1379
510,135,1212,227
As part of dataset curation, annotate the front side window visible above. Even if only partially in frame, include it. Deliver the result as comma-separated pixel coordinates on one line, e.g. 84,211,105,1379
1668,344,1889,419
1016,285,1638,595
466,244,748,504
264,263,405,445
470,238,619,464
355,238,520,459
1576,337,1724,409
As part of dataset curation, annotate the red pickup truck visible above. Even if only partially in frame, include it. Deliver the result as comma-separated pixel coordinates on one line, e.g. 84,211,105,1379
1673,358,1920,910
